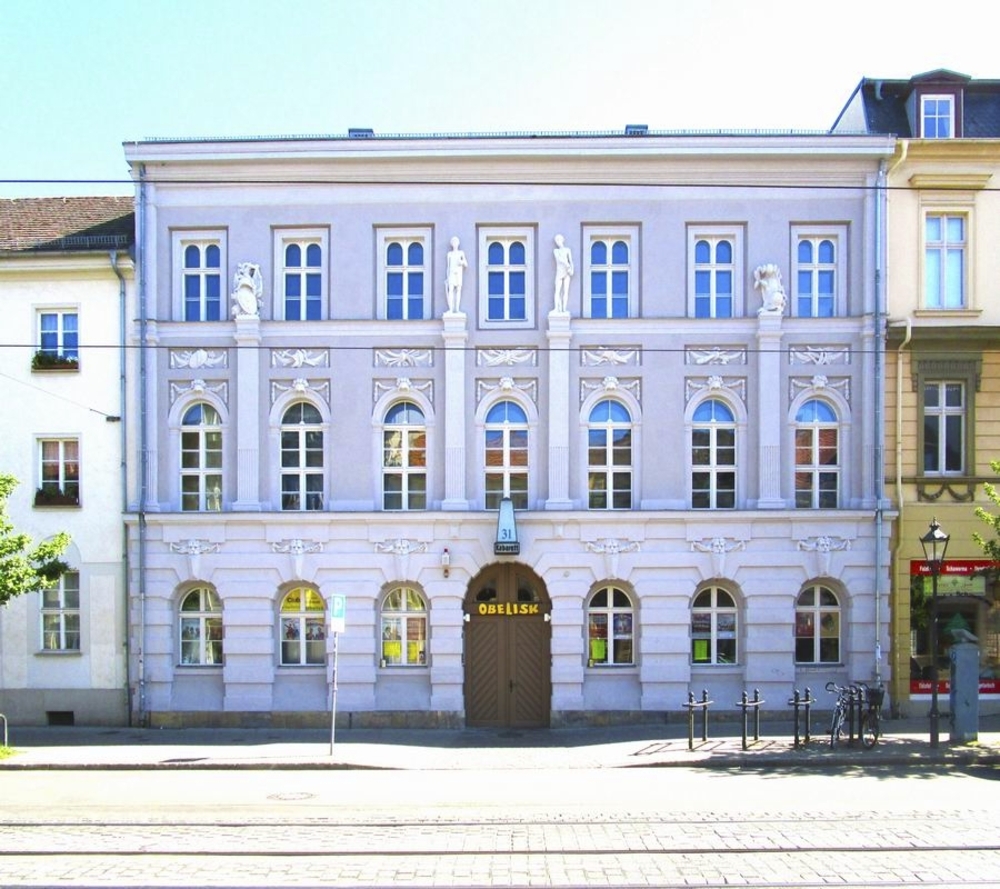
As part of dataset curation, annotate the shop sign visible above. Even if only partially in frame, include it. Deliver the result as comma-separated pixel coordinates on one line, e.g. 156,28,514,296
909,559,993,597
475,602,543,616
911,678,1000,695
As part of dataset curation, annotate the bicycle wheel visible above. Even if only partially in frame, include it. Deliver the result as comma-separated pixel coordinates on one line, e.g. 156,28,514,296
829,705,846,748
861,710,880,748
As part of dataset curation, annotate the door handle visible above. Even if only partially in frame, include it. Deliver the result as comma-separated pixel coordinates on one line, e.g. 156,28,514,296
509,679,514,693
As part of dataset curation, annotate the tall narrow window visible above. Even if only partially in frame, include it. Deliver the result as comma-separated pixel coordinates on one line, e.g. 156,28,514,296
691,399,736,509
280,402,324,511
183,243,222,321
383,401,427,510
485,400,528,509
925,214,965,309
38,310,79,363
179,587,223,665
487,239,527,321
588,399,632,509
924,381,965,474
589,238,630,319
795,399,839,508
386,240,425,320
38,438,80,506
694,238,734,318
796,238,836,317
40,571,80,651
279,587,326,666
380,587,427,667
181,403,222,511
587,587,634,666
795,585,840,663
691,587,738,665
921,95,954,138
283,241,323,321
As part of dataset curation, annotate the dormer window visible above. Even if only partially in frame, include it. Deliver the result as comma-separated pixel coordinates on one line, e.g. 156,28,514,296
921,94,954,138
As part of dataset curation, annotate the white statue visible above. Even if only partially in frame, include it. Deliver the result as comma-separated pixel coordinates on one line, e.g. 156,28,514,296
444,237,468,314
231,262,263,319
553,234,573,313
753,263,787,315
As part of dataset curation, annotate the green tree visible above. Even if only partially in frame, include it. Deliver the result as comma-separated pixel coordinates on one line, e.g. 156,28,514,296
0,473,70,606
974,459,1000,565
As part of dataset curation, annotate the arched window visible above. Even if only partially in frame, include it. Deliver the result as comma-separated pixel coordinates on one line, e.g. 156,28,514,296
795,585,841,663
181,403,222,511
691,587,738,664
486,238,527,321
183,242,221,321
587,586,634,666
485,400,528,509
694,237,733,318
283,240,322,320
796,237,836,317
179,587,223,666
281,402,324,511
691,399,735,509
588,399,632,509
383,401,426,510
795,399,839,508
380,587,428,667
279,587,326,665
385,239,425,320
589,238,630,318
41,570,80,651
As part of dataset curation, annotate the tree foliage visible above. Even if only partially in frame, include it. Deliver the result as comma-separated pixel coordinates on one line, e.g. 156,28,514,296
0,474,70,607
974,459,1000,565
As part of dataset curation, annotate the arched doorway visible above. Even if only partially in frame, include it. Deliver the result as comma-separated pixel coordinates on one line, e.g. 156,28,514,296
463,562,551,728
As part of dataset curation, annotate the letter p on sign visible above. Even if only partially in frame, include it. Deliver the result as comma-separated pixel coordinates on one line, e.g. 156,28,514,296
330,595,347,634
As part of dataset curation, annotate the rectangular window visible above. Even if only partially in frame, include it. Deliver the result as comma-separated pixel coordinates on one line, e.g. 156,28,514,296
274,228,328,320
688,226,743,318
173,231,225,321
792,226,845,318
37,310,79,365
37,438,80,506
924,381,965,474
377,228,430,320
41,571,80,651
584,226,638,319
925,214,965,309
478,227,535,328
921,95,954,138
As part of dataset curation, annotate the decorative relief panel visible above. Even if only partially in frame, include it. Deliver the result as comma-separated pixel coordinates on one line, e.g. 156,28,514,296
584,537,640,579
271,348,329,368
690,536,746,579
790,375,850,404
685,346,746,366
374,348,434,368
580,376,640,404
375,537,429,581
788,345,850,366
477,348,537,367
685,375,746,405
272,538,324,581
477,376,537,404
170,348,228,370
270,378,331,406
373,377,433,403
580,346,641,367
169,379,228,406
796,535,851,577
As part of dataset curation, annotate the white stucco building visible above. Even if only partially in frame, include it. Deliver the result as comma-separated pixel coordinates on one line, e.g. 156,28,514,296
124,131,896,728
0,197,134,725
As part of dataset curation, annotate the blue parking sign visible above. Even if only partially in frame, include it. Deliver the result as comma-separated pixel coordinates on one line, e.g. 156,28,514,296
330,595,347,633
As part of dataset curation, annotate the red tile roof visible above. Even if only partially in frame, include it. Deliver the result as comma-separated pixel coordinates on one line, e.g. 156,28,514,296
0,196,134,253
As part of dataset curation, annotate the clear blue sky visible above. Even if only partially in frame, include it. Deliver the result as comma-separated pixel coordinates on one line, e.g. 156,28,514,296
3,0,1000,197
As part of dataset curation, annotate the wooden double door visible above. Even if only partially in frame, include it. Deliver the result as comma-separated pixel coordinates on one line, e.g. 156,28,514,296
463,563,551,728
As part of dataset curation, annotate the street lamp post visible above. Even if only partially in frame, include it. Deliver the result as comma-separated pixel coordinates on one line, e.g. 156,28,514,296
920,517,950,748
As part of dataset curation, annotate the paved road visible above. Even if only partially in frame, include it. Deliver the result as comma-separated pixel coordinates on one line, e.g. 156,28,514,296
3,764,1000,887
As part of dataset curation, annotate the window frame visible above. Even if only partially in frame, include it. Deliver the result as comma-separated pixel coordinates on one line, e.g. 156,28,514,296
689,397,737,510
583,226,639,319
795,584,841,664
273,227,329,321
382,400,428,511
482,398,531,510
178,586,223,666
794,398,840,509
40,570,80,652
586,586,635,666
279,587,327,666
923,212,967,311
280,401,325,512
791,225,846,318
376,227,431,321
172,230,226,322
688,226,744,318
379,587,428,667
691,586,739,666
36,437,80,507
920,93,955,139
586,398,633,510
36,308,80,366
478,226,536,328
180,401,224,512
912,355,979,483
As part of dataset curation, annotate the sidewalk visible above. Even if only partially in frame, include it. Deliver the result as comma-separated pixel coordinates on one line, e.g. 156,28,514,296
4,715,1000,771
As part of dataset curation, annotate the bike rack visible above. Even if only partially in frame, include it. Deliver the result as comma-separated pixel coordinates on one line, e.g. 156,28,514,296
683,690,713,750
787,688,814,748
0,713,7,749
736,688,764,750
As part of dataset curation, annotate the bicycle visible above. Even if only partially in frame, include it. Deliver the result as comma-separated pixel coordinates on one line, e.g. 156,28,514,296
826,681,884,749
825,681,853,748
858,683,884,749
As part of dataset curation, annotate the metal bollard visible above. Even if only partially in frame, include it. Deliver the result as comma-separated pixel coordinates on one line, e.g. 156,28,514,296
684,689,712,750
737,689,764,750
787,688,814,748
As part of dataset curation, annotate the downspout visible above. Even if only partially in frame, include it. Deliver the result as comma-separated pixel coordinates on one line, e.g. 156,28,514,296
874,159,887,684
137,164,149,727
892,316,913,712
109,251,129,722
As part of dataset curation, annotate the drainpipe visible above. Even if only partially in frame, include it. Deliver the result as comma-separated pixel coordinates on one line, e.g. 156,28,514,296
892,317,913,713
137,165,149,727
109,251,129,721
874,159,887,685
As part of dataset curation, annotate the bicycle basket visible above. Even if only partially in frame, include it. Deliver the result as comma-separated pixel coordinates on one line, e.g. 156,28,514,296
868,686,885,708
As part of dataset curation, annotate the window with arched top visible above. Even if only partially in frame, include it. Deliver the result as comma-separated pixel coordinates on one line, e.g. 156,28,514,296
179,587,223,666
588,399,632,509
182,242,222,321
283,240,322,321
694,237,734,318
279,587,326,666
383,401,426,510
587,587,634,666
691,587,738,665
280,402,324,511
385,239,425,320
485,400,528,509
794,399,839,509
691,399,735,509
795,585,841,663
181,403,222,511
380,587,428,667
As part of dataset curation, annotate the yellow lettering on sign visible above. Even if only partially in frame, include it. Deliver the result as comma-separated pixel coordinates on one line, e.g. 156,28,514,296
472,602,545,617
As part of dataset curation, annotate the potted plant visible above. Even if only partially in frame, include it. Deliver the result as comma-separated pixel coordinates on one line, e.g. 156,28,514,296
34,487,80,507
32,351,79,371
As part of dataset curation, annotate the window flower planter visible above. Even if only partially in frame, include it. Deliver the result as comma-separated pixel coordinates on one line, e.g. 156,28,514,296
32,352,79,371
34,488,80,508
